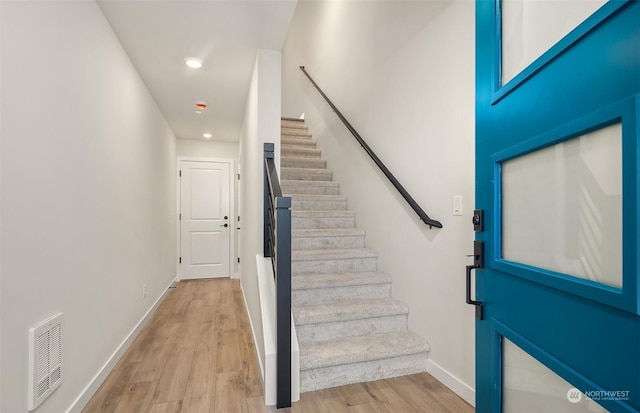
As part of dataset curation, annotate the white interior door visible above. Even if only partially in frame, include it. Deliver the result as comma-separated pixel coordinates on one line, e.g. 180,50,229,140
180,160,230,279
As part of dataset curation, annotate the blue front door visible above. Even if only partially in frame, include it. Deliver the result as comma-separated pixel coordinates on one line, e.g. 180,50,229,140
475,0,640,412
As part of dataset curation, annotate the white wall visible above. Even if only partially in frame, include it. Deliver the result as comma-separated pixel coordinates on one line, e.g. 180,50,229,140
282,0,476,400
0,1,4,410
1,2,176,412
239,49,282,380
176,139,239,159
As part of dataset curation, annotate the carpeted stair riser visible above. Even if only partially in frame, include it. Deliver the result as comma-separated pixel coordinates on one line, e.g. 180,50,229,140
293,283,391,306
300,352,427,393
292,211,356,230
294,299,409,342
298,331,429,393
291,195,347,211
282,147,322,158
282,157,327,169
296,314,408,343
292,256,378,275
292,272,392,306
282,180,340,196
299,332,428,370
292,230,365,250
282,129,312,137
282,139,316,149
282,167,332,182
282,120,307,130
282,123,308,129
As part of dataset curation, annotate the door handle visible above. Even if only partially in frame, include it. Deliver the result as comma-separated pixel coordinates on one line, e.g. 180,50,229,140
220,223,228,228
466,240,484,320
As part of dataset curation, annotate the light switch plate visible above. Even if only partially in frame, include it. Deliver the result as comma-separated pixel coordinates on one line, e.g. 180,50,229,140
453,195,462,216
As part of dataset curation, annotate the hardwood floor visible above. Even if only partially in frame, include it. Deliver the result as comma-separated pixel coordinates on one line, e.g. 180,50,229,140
83,279,473,413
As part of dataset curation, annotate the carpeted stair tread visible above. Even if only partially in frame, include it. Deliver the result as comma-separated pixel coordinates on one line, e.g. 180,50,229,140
282,129,312,137
292,272,391,290
282,147,321,157
292,248,378,262
282,180,340,196
281,118,307,127
291,194,347,211
282,137,314,145
282,124,308,131
299,331,429,370
292,210,355,218
292,228,365,250
294,298,408,325
290,194,346,202
292,228,365,238
282,167,332,181
282,157,327,169
282,140,316,148
291,211,357,230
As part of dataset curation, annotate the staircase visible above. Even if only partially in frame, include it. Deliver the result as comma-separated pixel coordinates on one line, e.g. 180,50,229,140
280,117,430,393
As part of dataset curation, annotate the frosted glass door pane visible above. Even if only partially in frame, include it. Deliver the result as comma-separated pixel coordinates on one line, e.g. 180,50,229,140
502,123,622,287
503,338,610,412
501,0,607,84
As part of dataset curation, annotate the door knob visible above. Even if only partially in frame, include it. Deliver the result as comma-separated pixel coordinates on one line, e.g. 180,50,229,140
221,223,228,227
224,216,228,220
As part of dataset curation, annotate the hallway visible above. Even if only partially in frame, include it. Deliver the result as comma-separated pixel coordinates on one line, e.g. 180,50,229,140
83,279,473,412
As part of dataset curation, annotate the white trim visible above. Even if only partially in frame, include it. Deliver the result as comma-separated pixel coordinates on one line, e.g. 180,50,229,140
176,157,236,280
240,279,264,381
66,276,177,413
426,359,475,407
256,255,300,406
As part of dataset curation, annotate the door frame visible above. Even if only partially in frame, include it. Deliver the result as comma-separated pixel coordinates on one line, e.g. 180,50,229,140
176,157,236,280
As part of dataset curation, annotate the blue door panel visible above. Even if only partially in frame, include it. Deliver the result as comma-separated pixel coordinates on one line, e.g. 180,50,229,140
476,0,640,412
488,272,640,410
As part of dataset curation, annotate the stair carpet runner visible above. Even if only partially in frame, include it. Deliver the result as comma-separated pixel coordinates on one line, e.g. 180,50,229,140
280,117,430,393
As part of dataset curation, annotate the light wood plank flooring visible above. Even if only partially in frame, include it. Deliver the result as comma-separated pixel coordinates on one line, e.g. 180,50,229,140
84,279,473,413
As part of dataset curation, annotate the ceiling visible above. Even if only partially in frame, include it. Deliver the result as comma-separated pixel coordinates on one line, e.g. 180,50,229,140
97,0,298,142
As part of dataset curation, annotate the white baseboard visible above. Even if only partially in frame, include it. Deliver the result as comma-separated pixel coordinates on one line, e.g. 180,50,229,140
426,359,475,407
66,276,177,413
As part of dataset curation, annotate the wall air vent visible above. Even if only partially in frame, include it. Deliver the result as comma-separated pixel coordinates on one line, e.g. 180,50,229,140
28,312,63,411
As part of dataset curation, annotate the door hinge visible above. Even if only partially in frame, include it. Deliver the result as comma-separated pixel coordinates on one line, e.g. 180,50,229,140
237,173,240,180
237,257,240,263
179,213,181,220
179,170,182,177
179,257,182,264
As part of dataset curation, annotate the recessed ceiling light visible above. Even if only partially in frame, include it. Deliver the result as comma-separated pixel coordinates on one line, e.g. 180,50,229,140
194,110,203,114
203,133,212,139
185,58,202,69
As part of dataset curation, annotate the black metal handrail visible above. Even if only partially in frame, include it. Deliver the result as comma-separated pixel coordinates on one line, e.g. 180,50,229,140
263,143,292,409
299,66,443,229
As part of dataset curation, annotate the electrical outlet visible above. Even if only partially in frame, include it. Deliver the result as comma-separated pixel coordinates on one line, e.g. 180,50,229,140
142,284,147,299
